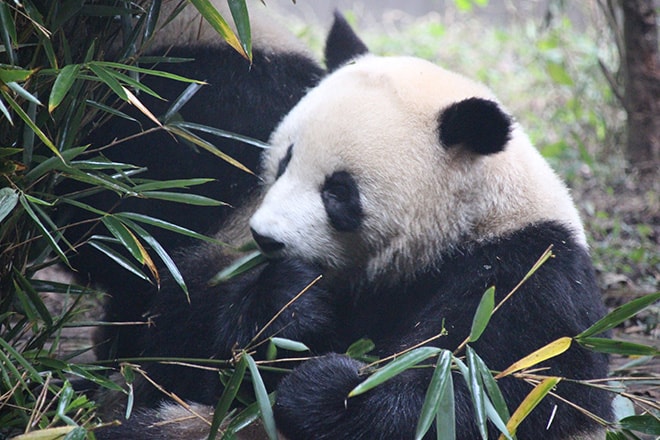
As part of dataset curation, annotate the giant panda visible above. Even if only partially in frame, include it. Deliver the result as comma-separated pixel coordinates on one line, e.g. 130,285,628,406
94,13,611,440
58,1,326,360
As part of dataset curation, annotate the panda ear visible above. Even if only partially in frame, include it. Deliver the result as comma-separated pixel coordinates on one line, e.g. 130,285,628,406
438,98,512,155
325,11,369,72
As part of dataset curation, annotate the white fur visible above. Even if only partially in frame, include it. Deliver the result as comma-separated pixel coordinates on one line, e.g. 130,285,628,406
250,54,585,283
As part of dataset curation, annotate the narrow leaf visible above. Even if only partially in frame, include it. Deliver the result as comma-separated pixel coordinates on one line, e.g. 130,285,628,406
0,1,17,64
93,61,206,84
116,212,222,245
162,82,204,123
495,337,572,379
577,337,659,356
349,346,441,397
209,356,247,439
415,349,454,440
171,120,270,149
188,0,248,59
500,377,561,439
577,292,660,339
346,339,376,359
227,0,252,60
618,415,660,435
18,195,70,266
271,337,310,353
0,187,18,223
9,426,76,440
88,63,128,100
131,178,214,192
0,68,35,83
101,216,145,263
208,251,267,285
466,347,488,440
140,190,226,206
49,64,81,113
88,239,151,282
469,286,495,342
123,85,162,127
245,353,277,440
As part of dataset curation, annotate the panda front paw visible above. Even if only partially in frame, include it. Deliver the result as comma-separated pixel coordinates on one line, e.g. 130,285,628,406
274,353,366,440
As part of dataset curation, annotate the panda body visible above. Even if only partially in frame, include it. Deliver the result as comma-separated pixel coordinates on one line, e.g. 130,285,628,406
95,14,611,440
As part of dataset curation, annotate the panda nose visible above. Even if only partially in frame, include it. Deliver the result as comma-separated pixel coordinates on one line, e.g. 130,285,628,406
251,228,285,254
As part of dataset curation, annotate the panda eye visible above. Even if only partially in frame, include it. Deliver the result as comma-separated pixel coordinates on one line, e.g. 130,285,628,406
276,144,293,179
321,171,363,232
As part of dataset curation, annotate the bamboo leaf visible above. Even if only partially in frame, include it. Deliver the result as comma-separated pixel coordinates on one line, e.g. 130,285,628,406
470,348,510,428
123,85,162,127
162,82,204,123
166,125,257,174
140,190,226,206
131,178,214,192
0,68,36,84
466,347,488,440
19,195,70,266
227,0,252,60
208,251,267,285
0,1,17,64
88,63,128,100
576,337,659,356
87,238,151,282
9,426,76,440
189,0,249,60
415,349,454,440
469,286,495,342
49,64,81,113
349,347,442,397
170,120,270,150
209,356,247,440
271,337,310,352
0,187,18,223
220,399,262,439
346,339,376,359
93,61,206,84
500,377,561,439
116,212,223,245
101,216,145,263
245,353,277,440
577,292,660,339
495,336,572,379
618,415,660,435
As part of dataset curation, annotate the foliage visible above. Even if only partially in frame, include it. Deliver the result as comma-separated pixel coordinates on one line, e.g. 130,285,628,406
0,1,657,439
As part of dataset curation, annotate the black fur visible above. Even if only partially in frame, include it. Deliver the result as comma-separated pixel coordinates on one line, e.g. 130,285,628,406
325,11,369,72
62,44,323,361
321,171,363,231
439,97,512,155
274,222,611,439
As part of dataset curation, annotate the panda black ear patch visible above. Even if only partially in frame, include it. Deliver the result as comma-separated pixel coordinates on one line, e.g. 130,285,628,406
438,98,512,155
325,11,369,72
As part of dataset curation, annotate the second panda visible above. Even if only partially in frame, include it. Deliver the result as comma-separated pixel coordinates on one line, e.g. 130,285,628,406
97,14,611,440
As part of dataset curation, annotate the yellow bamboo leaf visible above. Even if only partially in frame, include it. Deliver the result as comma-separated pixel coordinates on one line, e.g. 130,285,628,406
123,86,162,128
495,337,572,379
125,226,159,285
10,426,75,440
498,376,561,440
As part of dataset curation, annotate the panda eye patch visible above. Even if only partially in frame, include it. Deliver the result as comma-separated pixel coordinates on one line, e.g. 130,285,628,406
322,171,363,232
276,144,293,179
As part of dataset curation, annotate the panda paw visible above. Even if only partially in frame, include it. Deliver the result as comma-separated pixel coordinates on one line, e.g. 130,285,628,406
274,353,366,440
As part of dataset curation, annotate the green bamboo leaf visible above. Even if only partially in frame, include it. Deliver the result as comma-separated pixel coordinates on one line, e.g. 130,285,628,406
0,95,11,123
24,146,88,182
349,347,442,397
142,0,161,42
88,63,128,100
140,190,226,206
0,89,62,161
466,347,488,440
469,286,495,342
87,238,151,282
227,0,252,60
9,427,76,440
245,353,277,440
576,337,659,356
577,292,660,339
189,0,248,60
0,68,36,83
468,348,511,434
162,82,204,123
415,349,454,440
0,1,16,65
13,268,53,327
6,81,42,106
208,251,267,285
18,195,70,266
619,415,660,435
119,219,187,297
271,337,310,352
501,377,560,439
220,399,263,439
116,212,222,245
49,64,81,113
101,216,144,263
209,356,247,440
166,125,258,174
85,99,139,123
170,120,270,149
131,178,214,192
93,61,206,84
346,339,376,359
99,67,163,100
0,187,18,223
0,337,44,384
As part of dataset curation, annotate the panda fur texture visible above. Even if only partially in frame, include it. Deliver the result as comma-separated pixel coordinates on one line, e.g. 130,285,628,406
95,13,611,440
64,1,325,361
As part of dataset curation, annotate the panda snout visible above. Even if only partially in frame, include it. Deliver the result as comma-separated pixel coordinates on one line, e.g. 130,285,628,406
251,227,285,255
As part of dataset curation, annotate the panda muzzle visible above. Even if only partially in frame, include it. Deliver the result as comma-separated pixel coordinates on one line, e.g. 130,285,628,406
251,227,285,255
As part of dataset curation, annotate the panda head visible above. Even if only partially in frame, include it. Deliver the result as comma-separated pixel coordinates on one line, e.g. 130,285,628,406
250,27,585,284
